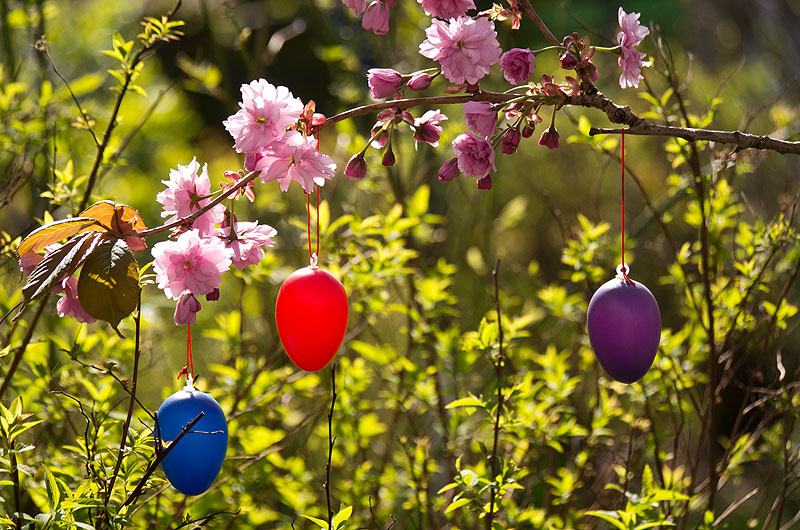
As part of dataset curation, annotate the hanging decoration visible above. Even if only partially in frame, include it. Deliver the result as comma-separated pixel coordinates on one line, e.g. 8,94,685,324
157,325,228,495
276,181,349,372
587,132,661,384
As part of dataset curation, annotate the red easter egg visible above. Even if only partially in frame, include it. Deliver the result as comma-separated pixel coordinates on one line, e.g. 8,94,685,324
275,266,349,371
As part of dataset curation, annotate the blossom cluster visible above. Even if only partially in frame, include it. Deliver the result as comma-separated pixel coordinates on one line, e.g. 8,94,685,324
152,158,277,325
223,79,336,194
341,1,650,189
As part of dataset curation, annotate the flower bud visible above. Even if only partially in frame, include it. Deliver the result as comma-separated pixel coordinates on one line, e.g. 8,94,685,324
345,153,367,179
477,176,492,190
406,72,434,91
502,128,521,154
560,52,578,70
538,126,560,150
438,157,460,182
382,145,396,166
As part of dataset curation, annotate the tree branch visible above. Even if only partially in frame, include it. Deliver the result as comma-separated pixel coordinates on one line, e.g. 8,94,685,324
487,258,505,530
121,410,204,509
104,294,142,509
325,364,338,528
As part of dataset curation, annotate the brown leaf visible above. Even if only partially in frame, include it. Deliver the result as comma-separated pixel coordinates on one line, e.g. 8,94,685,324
77,239,140,332
17,218,105,257
79,201,147,233
20,232,103,307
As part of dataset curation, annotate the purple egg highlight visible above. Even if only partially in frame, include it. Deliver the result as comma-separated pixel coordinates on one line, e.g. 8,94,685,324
587,276,661,384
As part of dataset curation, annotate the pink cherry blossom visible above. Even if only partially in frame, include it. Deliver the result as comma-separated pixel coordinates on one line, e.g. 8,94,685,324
223,79,304,153
19,252,43,275
56,276,96,324
253,131,337,193
618,48,647,89
174,293,201,325
362,1,391,35
156,158,225,237
417,0,475,19
411,109,447,149
152,229,231,300
342,0,367,15
222,221,277,269
499,48,535,85
451,131,496,179
617,8,650,89
367,68,403,99
618,8,649,48
419,17,501,85
463,101,497,138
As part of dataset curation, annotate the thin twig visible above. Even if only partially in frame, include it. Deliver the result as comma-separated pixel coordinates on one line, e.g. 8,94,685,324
104,294,142,509
487,258,505,530
78,0,183,211
325,364,338,528
121,410,204,508
518,0,560,45
0,293,49,399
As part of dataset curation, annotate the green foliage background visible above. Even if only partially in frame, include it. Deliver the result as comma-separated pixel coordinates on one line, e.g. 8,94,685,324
1,0,799,528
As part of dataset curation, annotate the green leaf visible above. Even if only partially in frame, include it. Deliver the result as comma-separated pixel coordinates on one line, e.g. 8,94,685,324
301,515,329,529
635,522,674,530
585,511,626,530
78,239,140,332
446,396,486,410
332,506,353,530
445,497,471,514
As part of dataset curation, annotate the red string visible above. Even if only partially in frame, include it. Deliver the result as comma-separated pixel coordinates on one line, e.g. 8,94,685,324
187,323,194,380
307,191,313,261
620,131,633,284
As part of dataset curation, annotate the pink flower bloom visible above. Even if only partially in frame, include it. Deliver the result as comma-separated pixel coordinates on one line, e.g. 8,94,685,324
417,0,475,19
152,229,231,300
342,0,367,15
411,109,447,149
499,48,535,85
156,158,225,237
221,170,256,202
502,128,521,154
618,48,646,89
174,293,201,325
617,8,650,89
406,72,434,91
451,131,496,179
419,17,501,85
19,252,43,275
56,276,96,324
345,153,367,179
618,8,649,48
367,68,403,99
223,79,304,153
438,157,460,182
463,101,497,138
222,221,277,270
362,0,391,35
254,131,337,193
538,125,559,149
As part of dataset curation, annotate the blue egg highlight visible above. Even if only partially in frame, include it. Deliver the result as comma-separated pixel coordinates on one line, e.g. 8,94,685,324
157,388,228,496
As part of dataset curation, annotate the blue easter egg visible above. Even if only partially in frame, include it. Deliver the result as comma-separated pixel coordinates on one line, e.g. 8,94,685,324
157,388,228,495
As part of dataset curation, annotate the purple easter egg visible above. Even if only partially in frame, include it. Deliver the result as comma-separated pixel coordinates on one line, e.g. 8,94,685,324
587,274,661,383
